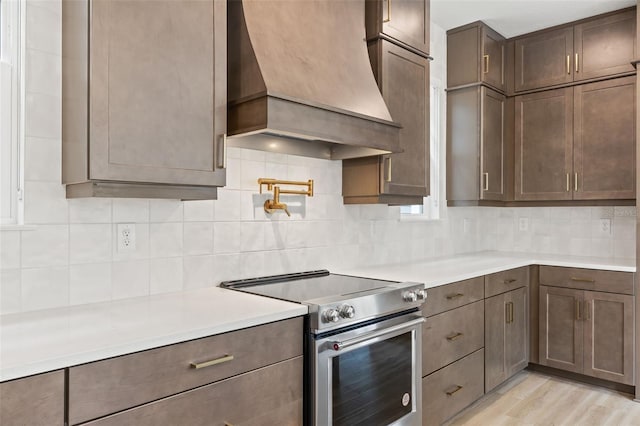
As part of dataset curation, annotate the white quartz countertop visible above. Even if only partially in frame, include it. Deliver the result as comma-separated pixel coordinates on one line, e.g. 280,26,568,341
337,251,636,289
0,287,307,382
1,251,635,382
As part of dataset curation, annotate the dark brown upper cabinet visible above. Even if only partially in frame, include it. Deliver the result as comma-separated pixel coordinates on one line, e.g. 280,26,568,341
343,40,430,205
515,76,635,201
366,0,430,53
574,9,636,82
515,8,636,93
573,76,636,200
515,87,574,201
514,27,574,92
62,0,226,199
447,22,506,92
447,86,506,204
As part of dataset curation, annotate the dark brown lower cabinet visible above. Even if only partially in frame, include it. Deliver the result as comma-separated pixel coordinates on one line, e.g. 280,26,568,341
0,370,65,426
485,286,528,392
422,349,485,426
539,285,634,385
81,357,303,426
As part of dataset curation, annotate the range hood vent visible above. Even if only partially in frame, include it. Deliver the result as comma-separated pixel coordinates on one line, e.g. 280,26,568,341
227,0,401,160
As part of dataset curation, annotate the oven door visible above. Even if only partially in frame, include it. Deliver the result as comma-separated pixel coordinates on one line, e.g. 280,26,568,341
312,312,425,426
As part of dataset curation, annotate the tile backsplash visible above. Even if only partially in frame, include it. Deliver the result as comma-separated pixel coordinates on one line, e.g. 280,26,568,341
0,2,635,314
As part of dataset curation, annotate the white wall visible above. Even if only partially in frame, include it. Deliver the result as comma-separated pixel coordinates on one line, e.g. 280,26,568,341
0,3,634,315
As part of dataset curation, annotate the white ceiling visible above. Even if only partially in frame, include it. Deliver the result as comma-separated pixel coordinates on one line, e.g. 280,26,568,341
431,0,637,38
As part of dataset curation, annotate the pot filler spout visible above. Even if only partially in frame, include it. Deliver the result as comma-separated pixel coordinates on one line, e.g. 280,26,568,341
227,0,402,160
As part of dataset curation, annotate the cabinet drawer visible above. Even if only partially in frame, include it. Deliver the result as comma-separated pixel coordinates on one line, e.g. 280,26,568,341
485,267,529,298
539,266,633,295
82,356,303,426
69,317,303,424
0,370,64,426
423,300,484,375
422,277,484,317
422,349,485,426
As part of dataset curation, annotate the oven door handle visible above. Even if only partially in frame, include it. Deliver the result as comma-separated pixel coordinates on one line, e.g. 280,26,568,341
329,317,425,351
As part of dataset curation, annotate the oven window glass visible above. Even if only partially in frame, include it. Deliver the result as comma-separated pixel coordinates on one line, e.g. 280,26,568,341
331,332,413,425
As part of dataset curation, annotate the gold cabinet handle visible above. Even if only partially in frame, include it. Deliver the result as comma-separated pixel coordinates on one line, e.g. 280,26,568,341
566,55,571,74
217,133,227,169
190,354,234,369
571,277,595,283
446,385,464,396
575,299,581,321
483,54,490,74
575,53,579,73
505,302,514,323
504,278,517,284
483,172,489,191
584,300,590,321
383,0,391,22
566,173,570,192
385,157,392,182
446,293,464,300
446,332,464,341
574,173,578,191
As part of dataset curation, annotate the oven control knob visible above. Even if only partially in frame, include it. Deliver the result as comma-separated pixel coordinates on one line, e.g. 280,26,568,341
403,291,418,303
323,308,341,323
339,305,356,319
416,289,427,301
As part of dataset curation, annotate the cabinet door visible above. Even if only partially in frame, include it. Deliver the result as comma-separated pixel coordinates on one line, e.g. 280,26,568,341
573,77,635,200
539,286,583,374
574,10,636,82
481,87,505,201
485,287,528,393
89,1,226,187
506,287,528,378
380,41,430,197
515,88,573,200
0,371,64,426
482,26,505,91
82,357,303,426
583,291,634,385
381,0,429,53
514,27,573,92
484,292,508,392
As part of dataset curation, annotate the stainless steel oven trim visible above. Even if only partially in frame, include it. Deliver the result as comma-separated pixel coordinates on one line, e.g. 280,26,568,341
311,312,425,426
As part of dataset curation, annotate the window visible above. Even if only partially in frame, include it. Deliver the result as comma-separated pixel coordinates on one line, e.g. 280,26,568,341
400,81,444,220
0,0,24,225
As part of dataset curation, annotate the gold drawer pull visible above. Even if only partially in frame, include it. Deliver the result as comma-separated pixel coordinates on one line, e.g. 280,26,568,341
446,332,464,341
190,354,234,369
571,277,595,283
503,278,517,284
446,293,464,300
446,385,464,396
483,55,490,74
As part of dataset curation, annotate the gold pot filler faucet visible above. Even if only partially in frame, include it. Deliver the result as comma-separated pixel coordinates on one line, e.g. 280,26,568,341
257,178,314,217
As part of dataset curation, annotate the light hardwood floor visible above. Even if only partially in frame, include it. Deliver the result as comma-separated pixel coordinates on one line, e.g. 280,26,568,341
444,370,640,425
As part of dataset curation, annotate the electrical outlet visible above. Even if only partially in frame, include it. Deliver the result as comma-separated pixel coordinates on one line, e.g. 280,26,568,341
518,217,529,232
599,218,612,236
463,218,471,234
117,223,136,252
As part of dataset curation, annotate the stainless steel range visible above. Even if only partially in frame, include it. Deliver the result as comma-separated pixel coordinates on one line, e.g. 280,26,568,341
221,270,427,426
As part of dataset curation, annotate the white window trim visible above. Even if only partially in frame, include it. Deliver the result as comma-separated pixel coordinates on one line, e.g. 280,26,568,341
1,0,25,226
400,79,446,222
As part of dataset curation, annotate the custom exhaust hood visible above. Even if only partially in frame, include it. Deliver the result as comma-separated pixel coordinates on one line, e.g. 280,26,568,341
227,0,402,160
